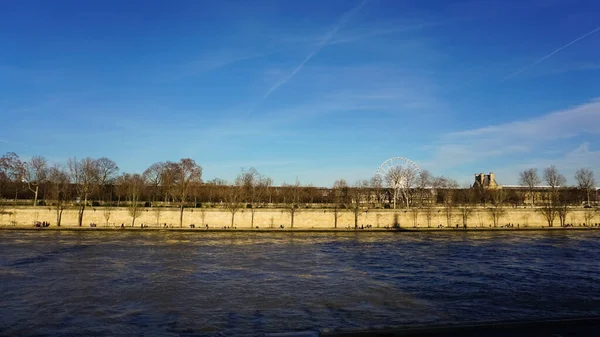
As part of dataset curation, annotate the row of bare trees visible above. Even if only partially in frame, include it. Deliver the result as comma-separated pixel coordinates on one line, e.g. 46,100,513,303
2,152,598,228
519,166,596,206
518,166,597,227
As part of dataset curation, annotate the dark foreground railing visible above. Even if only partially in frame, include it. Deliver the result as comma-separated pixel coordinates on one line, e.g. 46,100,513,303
266,316,600,337
316,316,600,337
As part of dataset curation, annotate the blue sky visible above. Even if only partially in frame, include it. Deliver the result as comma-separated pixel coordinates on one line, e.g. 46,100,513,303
1,0,599,187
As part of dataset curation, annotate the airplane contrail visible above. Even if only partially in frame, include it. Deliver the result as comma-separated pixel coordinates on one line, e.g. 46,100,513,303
262,0,369,100
505,25,600,79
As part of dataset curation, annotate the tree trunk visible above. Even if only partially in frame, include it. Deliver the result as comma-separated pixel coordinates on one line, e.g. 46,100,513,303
231,212,235,227
179,204,184,228
78,197,87,227
354,210,358,229
334,209,338,228
56,207,63,226
530,189,534,208
587,189,591,206
290,209,295,228
33,186,39,206
251,208,255,228
78,206,84,227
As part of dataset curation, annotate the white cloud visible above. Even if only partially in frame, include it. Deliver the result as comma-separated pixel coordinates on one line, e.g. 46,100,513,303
489,142,600,186
424,98,600,183
447,98,600,141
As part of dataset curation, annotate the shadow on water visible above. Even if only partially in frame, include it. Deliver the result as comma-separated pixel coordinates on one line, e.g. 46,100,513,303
7,245,92,267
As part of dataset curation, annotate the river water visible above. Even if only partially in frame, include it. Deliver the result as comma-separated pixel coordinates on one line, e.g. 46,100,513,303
1,230,599,336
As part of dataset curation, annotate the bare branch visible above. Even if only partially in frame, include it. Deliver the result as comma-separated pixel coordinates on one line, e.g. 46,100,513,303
575,168,595,205
519,168,541,208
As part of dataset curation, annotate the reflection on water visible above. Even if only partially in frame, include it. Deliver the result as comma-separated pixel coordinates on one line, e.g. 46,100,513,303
1,231,600,336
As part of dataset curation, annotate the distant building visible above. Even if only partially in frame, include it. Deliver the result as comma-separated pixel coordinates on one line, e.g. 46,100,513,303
473,172,499,189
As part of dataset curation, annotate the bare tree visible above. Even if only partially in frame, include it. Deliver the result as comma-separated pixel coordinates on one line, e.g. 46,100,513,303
557,195,569,227
415,170,433,206
143,162,166,203
436,177,458,227
456,186,475,228
0,154,10,200
423,206,435,228
0,152,23,203
236,168,270,228
96,157,119,202
349,180,369,229
223,183,243,227
539,166,566,227
369,175,384,207
153,206,162,227
113,173,128,206
575,168,595,205
487,189,507,227
331,179,349,228
0,203,9,222
170,158,203,228
21,156,48,206
283,179,303,228
475,209,485,227
204,177,226,204
257,176,273,205
124,173,145,227
103,206,113,227
410,207,420,227
161,162,178,203
544,165,566,193
458,207,474,228
47,165,70,226
68,157,100,226
583,209,595,226
538,197,557,227
384,166,417,208
199,207,207,227
519,168,541,208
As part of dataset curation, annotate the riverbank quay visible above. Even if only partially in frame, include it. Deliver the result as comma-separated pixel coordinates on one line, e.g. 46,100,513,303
1,206,598,229
2,225,599,232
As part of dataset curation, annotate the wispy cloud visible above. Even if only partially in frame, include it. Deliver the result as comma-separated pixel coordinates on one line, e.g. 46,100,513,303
423,98,600,176
326,20,446,45
504,25,600,80
489,142,600,185
447,98,600,140
527,62,600,77
261,0,369,101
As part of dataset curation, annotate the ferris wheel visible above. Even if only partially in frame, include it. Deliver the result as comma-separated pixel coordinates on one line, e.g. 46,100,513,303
376,157,420,189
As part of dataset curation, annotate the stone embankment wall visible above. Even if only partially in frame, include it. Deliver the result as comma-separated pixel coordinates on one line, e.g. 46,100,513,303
1,206,598,228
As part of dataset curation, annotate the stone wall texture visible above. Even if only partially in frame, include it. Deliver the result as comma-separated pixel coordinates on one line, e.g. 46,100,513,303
1,206,598,228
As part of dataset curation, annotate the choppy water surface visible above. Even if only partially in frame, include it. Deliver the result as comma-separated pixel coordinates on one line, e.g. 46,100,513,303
1,230,599,336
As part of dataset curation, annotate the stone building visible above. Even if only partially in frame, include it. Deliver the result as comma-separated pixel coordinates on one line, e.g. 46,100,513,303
473,172,499,189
